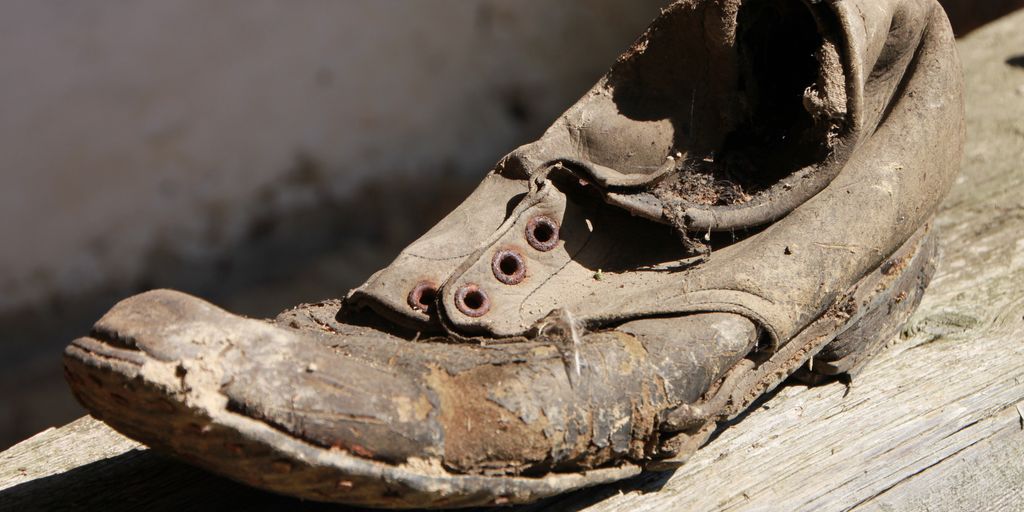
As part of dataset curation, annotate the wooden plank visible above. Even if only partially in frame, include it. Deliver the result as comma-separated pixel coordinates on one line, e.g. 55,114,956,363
2,9,1024,512
0,417,140,490
853,409,1024,512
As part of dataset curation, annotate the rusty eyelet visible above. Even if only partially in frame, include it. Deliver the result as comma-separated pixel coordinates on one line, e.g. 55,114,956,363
491,249,526,285
455,284,490,317
407,281,438,314
526,215,559,252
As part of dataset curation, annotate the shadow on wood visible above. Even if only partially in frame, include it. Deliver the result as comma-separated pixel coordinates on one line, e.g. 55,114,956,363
0,449,362,512
0,442,676,512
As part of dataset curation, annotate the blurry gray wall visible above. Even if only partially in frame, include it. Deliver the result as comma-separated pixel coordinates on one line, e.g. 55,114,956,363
0,0,668,315
0,0,667,447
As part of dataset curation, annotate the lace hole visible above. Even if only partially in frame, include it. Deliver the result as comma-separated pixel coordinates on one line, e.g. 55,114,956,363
491,249,526,285
455,284,491,317
407,281,438,314
526,216,559,252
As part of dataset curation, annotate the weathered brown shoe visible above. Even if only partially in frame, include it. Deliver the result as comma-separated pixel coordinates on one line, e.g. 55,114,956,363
64,0,964,508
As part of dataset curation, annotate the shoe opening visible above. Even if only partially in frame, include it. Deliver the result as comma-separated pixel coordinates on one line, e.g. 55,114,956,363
591,0,847,206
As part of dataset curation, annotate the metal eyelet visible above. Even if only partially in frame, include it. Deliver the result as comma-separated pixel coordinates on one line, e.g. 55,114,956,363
407,281,438,314
526,215,559,252
455,284,491,317
491,249,526,285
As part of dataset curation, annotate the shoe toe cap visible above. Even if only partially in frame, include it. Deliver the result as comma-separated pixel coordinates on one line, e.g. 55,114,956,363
80,289,447,464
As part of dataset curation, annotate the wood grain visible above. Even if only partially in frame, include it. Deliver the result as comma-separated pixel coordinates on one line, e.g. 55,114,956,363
3,9,1024,512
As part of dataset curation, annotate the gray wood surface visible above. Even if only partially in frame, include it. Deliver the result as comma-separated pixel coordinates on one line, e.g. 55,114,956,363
3,9,1024,512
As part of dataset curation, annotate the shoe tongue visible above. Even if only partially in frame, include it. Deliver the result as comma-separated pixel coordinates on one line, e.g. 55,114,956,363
436,179,690,338
345,164,692,339
344,172,529,332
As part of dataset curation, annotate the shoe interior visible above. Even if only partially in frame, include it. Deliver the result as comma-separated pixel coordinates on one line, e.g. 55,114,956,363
580,0,847,206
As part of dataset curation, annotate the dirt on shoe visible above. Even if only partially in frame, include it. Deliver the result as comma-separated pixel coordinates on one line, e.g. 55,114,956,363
64,0,964,508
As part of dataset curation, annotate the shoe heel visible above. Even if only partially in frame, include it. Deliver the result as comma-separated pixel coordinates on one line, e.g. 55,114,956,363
795,223,938,384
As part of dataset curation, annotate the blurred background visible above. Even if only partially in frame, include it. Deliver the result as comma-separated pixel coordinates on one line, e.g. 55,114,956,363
1,0,1021,450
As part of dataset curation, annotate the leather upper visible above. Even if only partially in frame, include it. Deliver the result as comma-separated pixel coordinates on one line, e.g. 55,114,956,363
347,0,964,345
